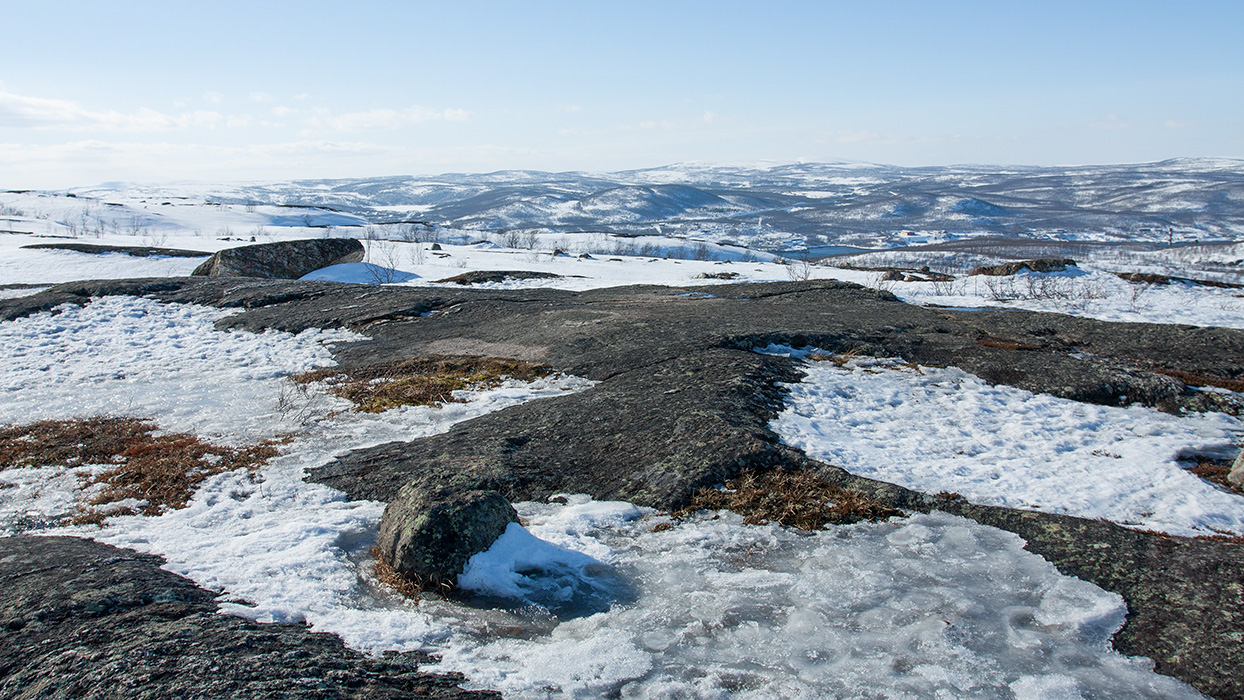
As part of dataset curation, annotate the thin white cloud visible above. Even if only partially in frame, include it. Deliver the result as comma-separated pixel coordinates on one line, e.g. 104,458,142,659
203,91,223,104
0,91,222,132
249,92,275,103
1163,119,1194,129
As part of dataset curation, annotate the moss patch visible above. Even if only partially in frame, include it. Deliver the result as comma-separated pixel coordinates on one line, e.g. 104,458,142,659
0,416,283,521
680,469,903,530
294,355,553,413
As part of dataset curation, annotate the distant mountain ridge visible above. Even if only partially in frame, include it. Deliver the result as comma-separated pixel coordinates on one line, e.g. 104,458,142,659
79,159,1244,251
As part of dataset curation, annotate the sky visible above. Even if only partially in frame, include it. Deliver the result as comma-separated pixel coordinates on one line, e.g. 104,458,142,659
1,0,1241,188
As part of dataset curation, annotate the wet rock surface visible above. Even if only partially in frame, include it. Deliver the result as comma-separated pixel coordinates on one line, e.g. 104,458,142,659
3,276,1244,698
191,238,364,279
0,536,494,700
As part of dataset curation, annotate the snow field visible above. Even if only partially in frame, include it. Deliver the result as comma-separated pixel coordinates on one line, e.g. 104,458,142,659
768,348,1244,537
3,205,1241,330
0,296,362,443
889,267,1244,329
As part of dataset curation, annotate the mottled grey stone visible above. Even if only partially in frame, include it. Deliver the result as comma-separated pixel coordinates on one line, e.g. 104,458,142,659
376,478,518,590
191,238,363,279
0,536,494,699
971,258,1076,275
1229,450,1244,487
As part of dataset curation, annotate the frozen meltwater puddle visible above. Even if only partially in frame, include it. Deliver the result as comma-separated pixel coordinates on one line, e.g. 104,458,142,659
765,345,1244,537
0,298,1210,698
429,498,1200,699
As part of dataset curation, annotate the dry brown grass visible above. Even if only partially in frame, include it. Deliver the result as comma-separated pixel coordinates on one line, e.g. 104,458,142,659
679,469,903,530
294,355,553,413
369,544,426,598
1185,457,1243,495
977,337,1042,351
368,543,454,597
807,348,861,366
0,416,283,522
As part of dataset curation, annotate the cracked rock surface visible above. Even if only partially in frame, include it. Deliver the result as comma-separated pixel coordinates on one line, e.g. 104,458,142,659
0,536,493,700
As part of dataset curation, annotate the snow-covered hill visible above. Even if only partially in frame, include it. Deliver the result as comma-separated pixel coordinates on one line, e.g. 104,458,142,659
39,158,1242,252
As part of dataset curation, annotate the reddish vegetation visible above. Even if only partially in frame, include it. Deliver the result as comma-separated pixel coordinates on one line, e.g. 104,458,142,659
294,355,552,413
0,416,283,522
681,469,902,530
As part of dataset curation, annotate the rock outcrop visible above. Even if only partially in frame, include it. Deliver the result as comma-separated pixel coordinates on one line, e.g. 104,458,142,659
376,477,519,590
191,238,364,279
971,258,1076,275
22,242,211,258
434,270,564,285
0,536,494,699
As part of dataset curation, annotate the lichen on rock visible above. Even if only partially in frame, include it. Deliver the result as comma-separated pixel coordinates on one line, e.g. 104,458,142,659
192,238,364,279
375,476,519,592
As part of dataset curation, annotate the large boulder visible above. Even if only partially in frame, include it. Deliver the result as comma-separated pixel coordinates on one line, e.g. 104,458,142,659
375,476,519,591
191,238,364,279
971,258,1076,276
1229,450,1244,487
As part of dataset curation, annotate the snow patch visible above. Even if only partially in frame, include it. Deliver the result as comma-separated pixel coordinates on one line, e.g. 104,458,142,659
771,352,1244,536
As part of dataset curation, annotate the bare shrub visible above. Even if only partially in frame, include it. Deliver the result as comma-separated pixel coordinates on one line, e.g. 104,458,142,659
499,229,523,249
366,240,401,284
928,276,959,296
519,229,540,250
785,253,813,282
612,239,637,256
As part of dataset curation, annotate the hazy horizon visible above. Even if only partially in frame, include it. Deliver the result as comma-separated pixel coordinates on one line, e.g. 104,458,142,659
3,1,1242,188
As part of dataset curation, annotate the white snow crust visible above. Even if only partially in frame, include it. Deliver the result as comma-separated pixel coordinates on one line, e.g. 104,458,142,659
769,349,1244,537
0,296,361,443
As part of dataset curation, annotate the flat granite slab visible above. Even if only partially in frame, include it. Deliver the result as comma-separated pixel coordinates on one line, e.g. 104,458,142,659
0,535,493,700
2,277,1242,699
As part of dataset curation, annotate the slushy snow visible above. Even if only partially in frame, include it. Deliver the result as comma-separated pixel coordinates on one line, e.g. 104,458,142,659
768,348,1244,537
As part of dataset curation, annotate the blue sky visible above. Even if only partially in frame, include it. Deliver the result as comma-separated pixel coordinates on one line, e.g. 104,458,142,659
1,0,1241,187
